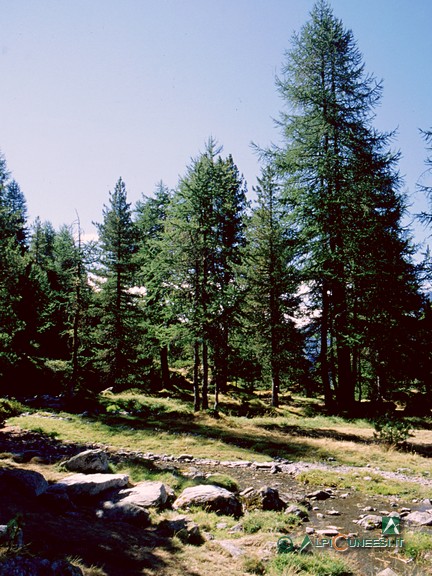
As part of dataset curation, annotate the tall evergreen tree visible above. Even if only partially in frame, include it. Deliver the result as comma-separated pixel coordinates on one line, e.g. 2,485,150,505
135,181,174,389
95,177,141,389
269,0,420,410
244,166,306,406
166,139,247,411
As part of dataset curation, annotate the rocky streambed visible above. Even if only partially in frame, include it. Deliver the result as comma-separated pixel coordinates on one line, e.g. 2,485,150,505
1,426,432,575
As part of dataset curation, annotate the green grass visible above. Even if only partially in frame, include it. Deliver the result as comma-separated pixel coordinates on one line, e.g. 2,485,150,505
8,412,268,462
296,469,430,499
268,550,353,575
401,531,432,565
242,510,302,534
8,391,432,489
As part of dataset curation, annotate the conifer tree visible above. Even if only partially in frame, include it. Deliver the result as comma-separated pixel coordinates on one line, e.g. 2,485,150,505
244,166,306,406
166,139,247,410
135,182,173,389
269,0,420,409
95,177,141,389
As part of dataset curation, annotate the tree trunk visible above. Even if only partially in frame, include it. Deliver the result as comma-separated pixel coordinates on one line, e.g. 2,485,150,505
321,282,333,408
202,340,209,409
193,340,200,412
160,345,170,389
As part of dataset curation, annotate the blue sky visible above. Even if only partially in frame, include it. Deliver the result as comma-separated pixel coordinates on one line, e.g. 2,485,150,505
1,0,431,251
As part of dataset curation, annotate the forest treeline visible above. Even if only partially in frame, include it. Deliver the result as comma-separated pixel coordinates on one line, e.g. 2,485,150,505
1,1,432,414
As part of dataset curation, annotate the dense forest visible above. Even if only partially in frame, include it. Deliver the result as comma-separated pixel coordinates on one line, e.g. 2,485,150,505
1,0,432,415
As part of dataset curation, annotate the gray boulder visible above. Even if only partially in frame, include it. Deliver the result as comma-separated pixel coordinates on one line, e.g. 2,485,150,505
56,473,129,497
118,480,170,509
97,500,150,526
356,514,382,530
63,449,109,473
404,511,432,526
158,515,202,544
173,485,242,517
306,489,332,501
0,468,48,496
241,486,285,511
285,504,309,521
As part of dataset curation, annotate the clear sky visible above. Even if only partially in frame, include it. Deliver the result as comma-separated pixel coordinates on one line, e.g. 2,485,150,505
1,0,431,251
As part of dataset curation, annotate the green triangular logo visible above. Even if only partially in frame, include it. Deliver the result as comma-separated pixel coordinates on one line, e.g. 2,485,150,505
382,516,401,536
299,535,313,553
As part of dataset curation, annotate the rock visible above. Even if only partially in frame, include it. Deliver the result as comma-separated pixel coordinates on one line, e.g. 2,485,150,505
158,515,202,544
56,473,129,497
216,539,244,558
63,449,109,473
404,511,432,526
316,528,339,536
0,468,48,496
305,526,315,534
117,481,169,509
376,569,400,576
356,514,382,530
241,486,285,511
327,509,341,516
97,501,150,526
285,505,309,521
306,490,331,501
228,523,244,533
0,556,83,575
221,460,251,468
40,484,75,512
173,485,242,517
253,462,275,469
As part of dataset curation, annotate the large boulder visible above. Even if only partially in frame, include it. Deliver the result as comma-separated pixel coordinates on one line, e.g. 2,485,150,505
56,473,129,497
173,485,242,517
97,500,151,526
117,481,170,509
404,511,432,526
241,486,285,512
0,468,48,496
356,514,382,530
63,449,109,473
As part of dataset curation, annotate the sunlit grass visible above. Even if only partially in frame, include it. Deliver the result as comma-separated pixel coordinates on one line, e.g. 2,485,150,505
296,468,430,499
7,391,432,489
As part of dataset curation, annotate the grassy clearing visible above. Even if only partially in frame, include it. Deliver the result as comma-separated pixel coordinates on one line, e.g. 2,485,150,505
296,468,430,499
7,391,432,490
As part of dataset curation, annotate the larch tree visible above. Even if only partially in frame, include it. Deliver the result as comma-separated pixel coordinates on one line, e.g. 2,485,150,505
166,139,247,411
135,181,174,390
244,165,307,407
269,0,420,410
95,177,141,389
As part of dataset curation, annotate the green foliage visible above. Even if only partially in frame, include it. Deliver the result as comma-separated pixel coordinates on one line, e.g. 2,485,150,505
373,417,413,447
269,0,422,409
269,551,352,576
242,510,301,534
242,556,266,575
401,531,432,562
0,398,26,427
